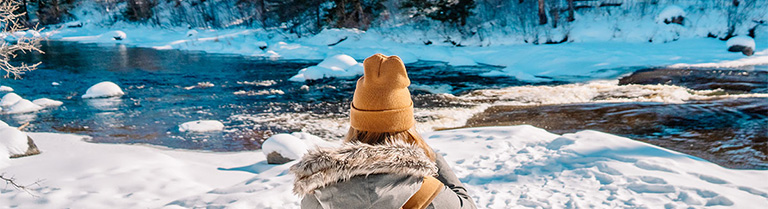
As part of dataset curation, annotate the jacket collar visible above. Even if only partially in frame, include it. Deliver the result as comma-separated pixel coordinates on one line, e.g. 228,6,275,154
290,141,438,196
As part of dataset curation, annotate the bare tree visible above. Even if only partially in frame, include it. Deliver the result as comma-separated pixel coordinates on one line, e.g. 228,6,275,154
0,0,43,79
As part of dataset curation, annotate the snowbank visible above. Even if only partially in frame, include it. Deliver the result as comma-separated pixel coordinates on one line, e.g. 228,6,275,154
670,48,768,68
0,119,8,127
178,120,225,132
2,126,765,208
0,86,13,92
1,93,22,106
82,81,125,99
262,134,309,161
5,99,44,114
289,54,364,82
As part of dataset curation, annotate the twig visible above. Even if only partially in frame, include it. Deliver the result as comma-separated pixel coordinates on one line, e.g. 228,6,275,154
17,121,29,130
0,173,40,197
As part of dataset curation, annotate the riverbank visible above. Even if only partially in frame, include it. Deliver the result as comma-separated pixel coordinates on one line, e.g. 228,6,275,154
2,126,768,208
43,25,768,82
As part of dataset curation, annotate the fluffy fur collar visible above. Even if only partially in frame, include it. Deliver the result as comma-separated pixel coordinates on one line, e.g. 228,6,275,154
290,141,438,196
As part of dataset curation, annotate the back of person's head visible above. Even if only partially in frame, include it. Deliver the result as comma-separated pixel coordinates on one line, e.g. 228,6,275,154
346,53,435,161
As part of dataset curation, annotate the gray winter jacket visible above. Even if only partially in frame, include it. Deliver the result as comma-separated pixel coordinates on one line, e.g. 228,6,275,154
291,142,476,209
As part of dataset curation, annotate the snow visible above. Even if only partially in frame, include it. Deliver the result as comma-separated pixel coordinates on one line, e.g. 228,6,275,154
32,98,64,108
726,36,756,49
289,54,364,82
82,81,125,99
0,86,13,92
5,99,45,114
670,49,768,69
2,126,766,208
0,93,22,106
186,29,198,38
656,5,686,23
100,30,127,41
178,120,225,132
0,119,8,127
261,134,309,160
0,127,29,157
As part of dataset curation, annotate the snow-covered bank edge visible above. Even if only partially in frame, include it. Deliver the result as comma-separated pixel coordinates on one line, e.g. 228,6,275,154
43,26,768,82
2,127,767,208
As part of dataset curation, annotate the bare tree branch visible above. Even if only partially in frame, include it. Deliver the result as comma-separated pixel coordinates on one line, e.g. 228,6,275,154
0,0,45,79
1,173,41,197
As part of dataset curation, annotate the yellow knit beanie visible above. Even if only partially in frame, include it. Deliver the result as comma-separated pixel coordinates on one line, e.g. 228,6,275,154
350,53,415,132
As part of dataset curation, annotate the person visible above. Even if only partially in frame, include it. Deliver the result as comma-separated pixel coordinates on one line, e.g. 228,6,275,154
290,53,477,209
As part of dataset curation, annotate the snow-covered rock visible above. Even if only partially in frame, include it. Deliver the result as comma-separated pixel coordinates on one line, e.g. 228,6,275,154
657,5,686,25
82,81,125,99
0,86,13,91
255,41,268,50
289,54,364,82
64,21,83,28
100,30,127,41
6,99,44,114
179,120,225,132
186,29,198,37
0,127,29,157
1,93,22,106
33,98,64,108
726,36,756,56
262,133,308,164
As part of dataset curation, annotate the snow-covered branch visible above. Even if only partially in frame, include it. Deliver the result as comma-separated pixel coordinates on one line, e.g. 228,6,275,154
0,0,43,79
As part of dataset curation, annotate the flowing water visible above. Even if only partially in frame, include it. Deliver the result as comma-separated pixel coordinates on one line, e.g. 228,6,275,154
3,41,767,169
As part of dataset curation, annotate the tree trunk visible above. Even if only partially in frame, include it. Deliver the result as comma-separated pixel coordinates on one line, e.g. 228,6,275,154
568,0,576,22
551,7,558,28
354,0,364,29
537,0,547,25
334,0,346,27
260,0,266,28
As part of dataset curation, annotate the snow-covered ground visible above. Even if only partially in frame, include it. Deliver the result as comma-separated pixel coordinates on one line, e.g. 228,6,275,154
43,25,768,82
2,126,767,208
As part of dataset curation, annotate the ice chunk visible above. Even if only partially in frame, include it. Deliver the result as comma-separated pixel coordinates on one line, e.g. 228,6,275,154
82,81,125,99
179,120,225,132
262,134,309,162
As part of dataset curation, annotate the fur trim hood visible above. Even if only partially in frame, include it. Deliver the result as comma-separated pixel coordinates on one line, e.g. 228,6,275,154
290,141,438,196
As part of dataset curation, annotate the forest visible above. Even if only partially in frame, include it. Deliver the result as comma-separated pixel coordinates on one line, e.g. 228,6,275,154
11,0,768,44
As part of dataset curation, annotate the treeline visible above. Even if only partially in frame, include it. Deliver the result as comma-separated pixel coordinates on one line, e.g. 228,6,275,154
10,0,768,42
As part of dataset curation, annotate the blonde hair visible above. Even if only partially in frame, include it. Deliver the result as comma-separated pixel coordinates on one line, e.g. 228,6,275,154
345,127,436,161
